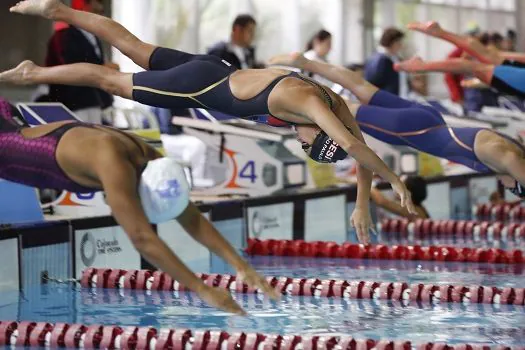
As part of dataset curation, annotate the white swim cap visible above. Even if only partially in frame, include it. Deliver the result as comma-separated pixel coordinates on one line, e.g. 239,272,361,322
138,158,190,224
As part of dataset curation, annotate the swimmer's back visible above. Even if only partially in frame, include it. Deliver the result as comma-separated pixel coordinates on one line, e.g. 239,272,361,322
0,121,158,191
54,123,159,186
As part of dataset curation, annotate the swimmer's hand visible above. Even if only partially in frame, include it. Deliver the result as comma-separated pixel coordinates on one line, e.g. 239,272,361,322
350,207,374,244
196,284,246,316
407,21,443,36
237,266,281,301
391,180,417,215
267,52,307,69
461,78,488,89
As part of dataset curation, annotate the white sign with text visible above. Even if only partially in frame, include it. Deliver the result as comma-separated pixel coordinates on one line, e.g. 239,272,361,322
75,226,140,278
247,202,294,240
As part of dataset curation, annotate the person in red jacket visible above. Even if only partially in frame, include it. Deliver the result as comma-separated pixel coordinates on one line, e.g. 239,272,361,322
444,25,481,104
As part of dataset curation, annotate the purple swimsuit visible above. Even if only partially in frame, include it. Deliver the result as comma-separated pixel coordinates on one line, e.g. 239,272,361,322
0,98,96,193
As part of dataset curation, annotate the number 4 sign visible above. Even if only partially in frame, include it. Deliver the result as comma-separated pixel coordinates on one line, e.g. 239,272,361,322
239,161,257,183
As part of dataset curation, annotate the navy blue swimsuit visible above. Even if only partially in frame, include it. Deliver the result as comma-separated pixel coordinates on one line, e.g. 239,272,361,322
355,91,525,173
132,48,525,173
132,47,326,118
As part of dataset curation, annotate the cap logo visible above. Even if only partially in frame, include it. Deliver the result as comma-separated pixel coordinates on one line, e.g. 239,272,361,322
155,179,181,199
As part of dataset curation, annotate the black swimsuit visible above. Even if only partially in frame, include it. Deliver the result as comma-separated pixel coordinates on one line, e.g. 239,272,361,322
132,47,333,119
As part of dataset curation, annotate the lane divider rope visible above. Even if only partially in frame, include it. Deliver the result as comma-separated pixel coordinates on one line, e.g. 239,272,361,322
0,320,521,349
246,238,524,265
378,218,525,245
473,203,523,221
80,268,525,306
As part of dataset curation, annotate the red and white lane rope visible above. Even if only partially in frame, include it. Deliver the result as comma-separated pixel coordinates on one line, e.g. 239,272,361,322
473,203,523,222
378,218,525,245
246,238,524,264
0,320,521,349
80,268,525,306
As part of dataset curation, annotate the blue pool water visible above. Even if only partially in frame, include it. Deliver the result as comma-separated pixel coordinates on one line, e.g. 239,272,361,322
248,256,525,287
0,255,522,346
2,284,524,346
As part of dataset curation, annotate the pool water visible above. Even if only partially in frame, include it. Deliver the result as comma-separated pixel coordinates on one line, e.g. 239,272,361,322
0,255,523,346
3,284,524,346
248,256,525,287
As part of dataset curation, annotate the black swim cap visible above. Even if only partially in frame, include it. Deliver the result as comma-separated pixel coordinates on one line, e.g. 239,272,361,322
307,130,348,163
510,181,525,198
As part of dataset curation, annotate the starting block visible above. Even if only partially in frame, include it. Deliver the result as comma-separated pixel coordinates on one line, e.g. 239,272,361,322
172,110,307,196
0,180,43,225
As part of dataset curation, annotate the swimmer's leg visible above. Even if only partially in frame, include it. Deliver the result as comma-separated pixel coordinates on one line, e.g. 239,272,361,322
395,57,494,85
10,0,155,70
355,105,443,147
0,61,133,99
408,21,504,65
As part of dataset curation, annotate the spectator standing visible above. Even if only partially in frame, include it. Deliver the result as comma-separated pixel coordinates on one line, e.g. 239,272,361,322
207,15,259,69
364,27,408,97
43,0,115,124
444,25,481,104
303,30,333,87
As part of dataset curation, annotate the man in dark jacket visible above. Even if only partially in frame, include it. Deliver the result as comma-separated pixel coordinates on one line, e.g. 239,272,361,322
207,15,260,69
364,28,407,97
43,0,114,123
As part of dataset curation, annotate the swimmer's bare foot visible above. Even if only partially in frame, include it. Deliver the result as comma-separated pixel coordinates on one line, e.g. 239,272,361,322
0,61,38,86
10,0,63,19
407,21,442,36
394,56,426,73
268,52,307,69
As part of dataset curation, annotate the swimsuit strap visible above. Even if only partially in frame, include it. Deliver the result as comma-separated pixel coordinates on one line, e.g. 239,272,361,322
290,72,335,110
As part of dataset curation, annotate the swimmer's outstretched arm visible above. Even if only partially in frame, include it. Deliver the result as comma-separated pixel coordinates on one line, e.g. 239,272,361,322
10,0,156,70
94,145,261,314
394,57,495,85
408,21,525,65
331,99,375,242
292,95,416,215
177,204,280,300
370,188,423,220
407,21,501,65
269,53,378,104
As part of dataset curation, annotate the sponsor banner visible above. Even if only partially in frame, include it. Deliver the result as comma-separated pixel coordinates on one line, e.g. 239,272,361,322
469,177,498,208
305,195,346,243
0,238,19,291
75,226,140,278
247,202,294,240
157,216,211,273
425,182,451,220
